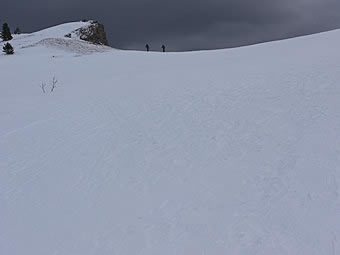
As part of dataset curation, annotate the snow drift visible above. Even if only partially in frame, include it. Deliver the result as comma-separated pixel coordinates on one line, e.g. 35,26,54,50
1,22,340,255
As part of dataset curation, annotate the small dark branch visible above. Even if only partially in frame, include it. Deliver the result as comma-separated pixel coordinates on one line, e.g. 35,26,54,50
51,76,58,92
40,82,46,93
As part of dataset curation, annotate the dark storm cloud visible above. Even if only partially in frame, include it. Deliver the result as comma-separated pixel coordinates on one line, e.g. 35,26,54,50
2,0,340,51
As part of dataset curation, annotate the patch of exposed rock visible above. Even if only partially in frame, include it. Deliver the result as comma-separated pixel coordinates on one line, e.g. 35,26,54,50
65,20,109,46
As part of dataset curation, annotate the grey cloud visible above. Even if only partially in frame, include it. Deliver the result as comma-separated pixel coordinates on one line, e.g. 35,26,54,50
1,0,340,51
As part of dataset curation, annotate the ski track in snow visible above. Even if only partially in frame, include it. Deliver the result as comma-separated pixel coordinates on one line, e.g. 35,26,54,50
1,22,340,254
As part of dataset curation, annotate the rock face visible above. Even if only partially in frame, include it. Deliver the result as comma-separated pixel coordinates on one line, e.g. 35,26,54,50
71,21,109,46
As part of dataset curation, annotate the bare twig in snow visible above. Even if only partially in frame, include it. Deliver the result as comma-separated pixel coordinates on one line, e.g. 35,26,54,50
40,82,46,93
51,76,58,92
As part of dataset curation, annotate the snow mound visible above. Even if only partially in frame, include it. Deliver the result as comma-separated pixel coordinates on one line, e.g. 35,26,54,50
23,38,109,55
1,21,111,55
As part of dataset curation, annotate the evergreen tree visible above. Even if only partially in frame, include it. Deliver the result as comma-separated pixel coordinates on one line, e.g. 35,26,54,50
3,42,14,55
14,27,21,35
1,23,13,41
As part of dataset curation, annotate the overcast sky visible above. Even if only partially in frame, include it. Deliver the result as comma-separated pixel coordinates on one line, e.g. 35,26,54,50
2,0,340,51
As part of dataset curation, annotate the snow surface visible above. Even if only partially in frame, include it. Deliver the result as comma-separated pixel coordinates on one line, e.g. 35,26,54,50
1,22,340,255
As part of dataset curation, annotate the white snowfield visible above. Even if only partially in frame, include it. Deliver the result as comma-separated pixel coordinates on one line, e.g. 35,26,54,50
1,22,340,255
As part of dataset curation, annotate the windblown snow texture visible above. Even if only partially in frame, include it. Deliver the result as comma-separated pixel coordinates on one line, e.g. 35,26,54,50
1,22,340,255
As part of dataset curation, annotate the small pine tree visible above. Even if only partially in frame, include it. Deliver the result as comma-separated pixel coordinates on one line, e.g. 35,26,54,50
3,42,14,55
14,27,21,35
1,23,13,41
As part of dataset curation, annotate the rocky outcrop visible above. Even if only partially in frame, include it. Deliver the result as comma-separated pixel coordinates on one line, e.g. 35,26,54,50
66,20,109,46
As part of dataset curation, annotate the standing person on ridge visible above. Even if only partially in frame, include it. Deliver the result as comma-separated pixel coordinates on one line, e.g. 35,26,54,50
145,44,150,52
161,45,166,52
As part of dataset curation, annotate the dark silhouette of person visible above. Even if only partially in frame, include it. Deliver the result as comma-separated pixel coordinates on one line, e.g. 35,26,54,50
162,45,166,52
145,44,150,52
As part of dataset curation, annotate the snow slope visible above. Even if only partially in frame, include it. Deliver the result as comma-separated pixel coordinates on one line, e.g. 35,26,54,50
1,22,340,255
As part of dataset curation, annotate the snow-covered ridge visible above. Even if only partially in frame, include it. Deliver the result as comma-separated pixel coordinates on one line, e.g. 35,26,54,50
1,21,111,55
